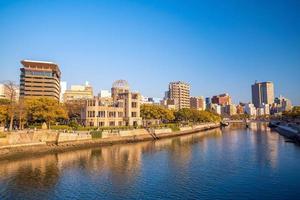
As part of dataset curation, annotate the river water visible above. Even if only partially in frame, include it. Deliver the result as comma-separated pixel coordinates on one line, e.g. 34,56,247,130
0,123,300,200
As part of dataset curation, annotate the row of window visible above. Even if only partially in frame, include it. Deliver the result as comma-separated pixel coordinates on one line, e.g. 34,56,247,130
87,111,138,118
24,70,53,77
89,121,123,127
87,100,137,108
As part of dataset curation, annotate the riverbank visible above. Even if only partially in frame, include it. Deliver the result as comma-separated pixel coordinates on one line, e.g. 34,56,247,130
0,123,220,160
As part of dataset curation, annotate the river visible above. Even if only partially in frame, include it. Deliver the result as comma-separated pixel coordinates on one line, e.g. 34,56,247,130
0,123,300,200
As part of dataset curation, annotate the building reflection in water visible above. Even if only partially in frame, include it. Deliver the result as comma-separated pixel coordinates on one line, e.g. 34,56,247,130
0,124,280,196
247,122,280,168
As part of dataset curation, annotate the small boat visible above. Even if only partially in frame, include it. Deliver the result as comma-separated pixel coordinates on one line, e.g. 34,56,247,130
220,122,229,127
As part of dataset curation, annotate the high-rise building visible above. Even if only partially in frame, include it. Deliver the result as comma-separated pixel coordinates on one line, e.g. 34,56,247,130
251,81,274,108
190,96,206,111
60,81,67,102
168,81,190,109
63,82,93,102
211,93,231,106
205,97,211,105
20,60,61,101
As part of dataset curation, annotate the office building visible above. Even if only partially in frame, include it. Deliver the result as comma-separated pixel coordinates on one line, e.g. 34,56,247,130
211,93,231,106
98,90,111,98
205,97,211,105
81,80,142,127
19,60,61,101
244,103,257,116
223,104,237,116
190,96,206,111
160,98,178,110
257,104,270,116
236,104,244,115
208,103,221,115
251,81,274,108
274,95,292,112
63,82,93,102
168,81,190,109
60,81,67,102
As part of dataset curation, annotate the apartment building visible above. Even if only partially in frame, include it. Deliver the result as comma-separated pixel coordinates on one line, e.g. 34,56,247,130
168,81,190,109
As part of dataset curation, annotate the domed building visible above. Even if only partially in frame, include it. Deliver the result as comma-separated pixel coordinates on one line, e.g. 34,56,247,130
82,80,142,127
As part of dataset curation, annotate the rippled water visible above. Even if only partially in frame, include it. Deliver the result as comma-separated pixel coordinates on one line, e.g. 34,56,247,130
0,123,300,200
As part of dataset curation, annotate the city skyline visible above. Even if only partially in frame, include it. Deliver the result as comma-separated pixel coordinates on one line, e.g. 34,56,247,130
1,0,300,104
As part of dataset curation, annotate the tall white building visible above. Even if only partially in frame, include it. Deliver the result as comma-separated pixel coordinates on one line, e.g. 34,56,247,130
60,81,67,102
257,104,270,116
245,103,257,116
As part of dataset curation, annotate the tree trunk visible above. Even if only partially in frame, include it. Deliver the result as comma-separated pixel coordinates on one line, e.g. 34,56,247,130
19,113,22,130
9,113,13,131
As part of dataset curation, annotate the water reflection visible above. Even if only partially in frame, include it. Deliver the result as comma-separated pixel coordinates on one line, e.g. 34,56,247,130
0,124,299,200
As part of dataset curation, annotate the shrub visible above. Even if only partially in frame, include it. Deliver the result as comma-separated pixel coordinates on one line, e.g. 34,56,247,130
90,131,102,139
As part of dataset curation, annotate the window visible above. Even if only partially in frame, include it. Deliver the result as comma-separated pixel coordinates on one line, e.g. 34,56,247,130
98,111,105,118
132,112,137,117
118,121,123,126
118,112,123,117
88,111,95,117
99,122,105,127
109,121,115,126
108,112,116,118
118,102,124,108
131,102,137,108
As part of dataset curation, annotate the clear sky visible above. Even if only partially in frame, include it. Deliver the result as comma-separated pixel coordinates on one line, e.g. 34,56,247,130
0,0,299,104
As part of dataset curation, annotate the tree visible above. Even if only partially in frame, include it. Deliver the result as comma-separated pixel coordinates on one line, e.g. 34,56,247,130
3,81,18,131
175,108,193,123
25,97,68,128
175,108,221,123
140,104,175,122
64,100,85,122
16,99,26,130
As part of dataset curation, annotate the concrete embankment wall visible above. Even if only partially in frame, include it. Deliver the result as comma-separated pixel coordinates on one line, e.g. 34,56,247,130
0,123,220,160
0,131,91,148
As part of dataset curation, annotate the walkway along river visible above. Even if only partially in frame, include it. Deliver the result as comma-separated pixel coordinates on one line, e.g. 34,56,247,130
0,122,300,200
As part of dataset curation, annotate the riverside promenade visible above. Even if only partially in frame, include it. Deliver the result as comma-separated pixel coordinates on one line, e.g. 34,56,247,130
0,123,220,160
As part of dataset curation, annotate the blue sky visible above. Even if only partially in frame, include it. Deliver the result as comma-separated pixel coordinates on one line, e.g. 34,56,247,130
0,0,299,104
